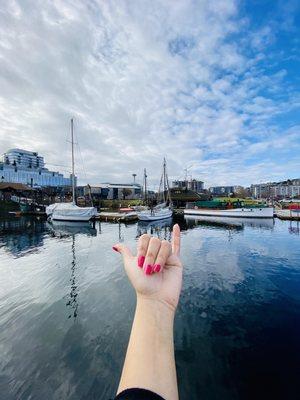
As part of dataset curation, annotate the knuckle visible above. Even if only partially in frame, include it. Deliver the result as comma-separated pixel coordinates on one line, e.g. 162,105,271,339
161,240,171,249
150,237,160,245
146,251,154,259
138,245,146,253
140,234,150,241
156,254,164,263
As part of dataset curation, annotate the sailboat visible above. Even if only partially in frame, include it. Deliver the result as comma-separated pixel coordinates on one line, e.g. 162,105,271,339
46,119,97,222
137,158,173,221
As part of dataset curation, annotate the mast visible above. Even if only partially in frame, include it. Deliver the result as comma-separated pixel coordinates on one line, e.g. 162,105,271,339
163,157,172,207
143,168,147,203
164,158,167,202
71,118,76,205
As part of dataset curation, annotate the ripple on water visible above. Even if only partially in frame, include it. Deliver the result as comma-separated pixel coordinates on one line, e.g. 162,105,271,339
0,216,300,400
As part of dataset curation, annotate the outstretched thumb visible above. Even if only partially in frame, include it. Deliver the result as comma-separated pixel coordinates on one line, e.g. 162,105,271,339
112,243,133,262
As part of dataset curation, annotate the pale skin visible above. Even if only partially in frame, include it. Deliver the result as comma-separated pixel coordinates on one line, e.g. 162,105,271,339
113,224,183,400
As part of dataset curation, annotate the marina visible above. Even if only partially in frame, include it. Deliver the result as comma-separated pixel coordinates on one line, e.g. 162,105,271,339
0,1,299,397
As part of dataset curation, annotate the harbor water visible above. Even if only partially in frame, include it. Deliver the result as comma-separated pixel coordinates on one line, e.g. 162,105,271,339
0,216,299,400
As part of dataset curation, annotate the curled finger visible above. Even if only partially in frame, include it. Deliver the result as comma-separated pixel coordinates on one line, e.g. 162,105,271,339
144,237,161,275
153,240,171,273
137,234,150,268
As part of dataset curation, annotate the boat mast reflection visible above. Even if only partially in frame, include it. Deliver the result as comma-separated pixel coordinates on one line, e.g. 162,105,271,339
48,221,98,321
288,220,299,235
66,235,79,320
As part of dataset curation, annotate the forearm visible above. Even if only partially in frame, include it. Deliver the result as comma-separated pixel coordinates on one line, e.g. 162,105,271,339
117,297,178,400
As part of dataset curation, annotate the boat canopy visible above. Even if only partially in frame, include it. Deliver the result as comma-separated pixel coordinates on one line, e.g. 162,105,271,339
46,203,97,219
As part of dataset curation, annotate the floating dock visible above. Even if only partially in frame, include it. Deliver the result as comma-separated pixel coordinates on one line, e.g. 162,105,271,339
276,209,300,221
97,212,138,223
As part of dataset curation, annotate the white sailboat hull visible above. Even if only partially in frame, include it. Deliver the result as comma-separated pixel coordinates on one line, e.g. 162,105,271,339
138,208,173,221
46,203,97,222
184,207,274,218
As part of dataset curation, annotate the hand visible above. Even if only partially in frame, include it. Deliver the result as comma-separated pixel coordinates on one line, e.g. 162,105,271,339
113,224,182,312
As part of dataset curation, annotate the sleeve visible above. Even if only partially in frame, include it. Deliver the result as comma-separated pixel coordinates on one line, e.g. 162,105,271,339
114,388,166,400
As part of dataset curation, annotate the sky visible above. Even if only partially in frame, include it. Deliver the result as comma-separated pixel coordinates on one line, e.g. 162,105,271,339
0,0,299,189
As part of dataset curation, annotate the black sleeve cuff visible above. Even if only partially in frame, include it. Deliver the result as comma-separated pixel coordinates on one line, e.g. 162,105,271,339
114,388,166,400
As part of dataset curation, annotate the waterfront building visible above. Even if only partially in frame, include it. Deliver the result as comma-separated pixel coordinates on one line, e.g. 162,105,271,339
250,179,300,199
209,186,235,195
84,183,142,200
208,186,247,196
172,179,204,192
250,183,273,199
0,149,73,187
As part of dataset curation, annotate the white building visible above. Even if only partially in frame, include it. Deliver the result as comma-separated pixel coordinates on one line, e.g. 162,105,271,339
272,184,300,198
84,183,142,200
1,148,73,187
172,179,204,192
251,179,300,199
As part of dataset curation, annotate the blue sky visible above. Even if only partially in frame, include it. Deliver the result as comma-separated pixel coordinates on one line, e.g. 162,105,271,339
0,0,299,188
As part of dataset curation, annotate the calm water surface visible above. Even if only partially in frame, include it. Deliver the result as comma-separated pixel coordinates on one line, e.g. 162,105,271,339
0,216,299,400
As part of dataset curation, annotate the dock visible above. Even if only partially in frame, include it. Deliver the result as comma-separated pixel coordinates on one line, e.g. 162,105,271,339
276,209,300,221
97,212,138,223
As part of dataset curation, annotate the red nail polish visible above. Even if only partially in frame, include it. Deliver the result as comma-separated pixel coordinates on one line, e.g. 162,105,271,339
145,265,153,275
112,246,119,252
138,255,145,268
154,264,161,273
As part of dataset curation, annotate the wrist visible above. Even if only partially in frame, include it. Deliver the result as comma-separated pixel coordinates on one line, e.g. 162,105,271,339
136,295,176,321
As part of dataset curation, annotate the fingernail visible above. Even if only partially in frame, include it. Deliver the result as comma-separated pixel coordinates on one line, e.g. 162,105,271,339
137,255,145,268
154,264,161,273
145,264,153,275
112,246,119,252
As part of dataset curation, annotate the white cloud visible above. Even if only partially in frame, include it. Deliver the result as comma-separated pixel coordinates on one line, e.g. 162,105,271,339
0,0,299,188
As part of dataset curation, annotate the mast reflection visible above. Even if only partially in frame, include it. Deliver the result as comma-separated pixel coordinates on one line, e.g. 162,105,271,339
66,235,78,320
288,220,299,235
48,220,97,321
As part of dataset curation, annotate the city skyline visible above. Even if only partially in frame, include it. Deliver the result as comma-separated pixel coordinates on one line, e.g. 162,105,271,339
0,1,299,187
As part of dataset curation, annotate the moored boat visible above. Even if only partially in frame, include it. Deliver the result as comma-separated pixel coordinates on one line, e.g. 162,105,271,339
137,159,173,222
138,205,173,221
46,202,97,221
184,199,274,218
46,119,97,222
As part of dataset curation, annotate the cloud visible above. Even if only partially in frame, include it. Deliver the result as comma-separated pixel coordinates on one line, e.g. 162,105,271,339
0,0,299,188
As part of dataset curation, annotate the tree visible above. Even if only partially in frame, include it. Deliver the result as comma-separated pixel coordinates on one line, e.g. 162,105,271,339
234,187,250,198
121,188,132,200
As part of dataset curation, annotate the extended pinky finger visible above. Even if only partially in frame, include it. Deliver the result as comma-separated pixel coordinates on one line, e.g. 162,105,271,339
153,240,171,273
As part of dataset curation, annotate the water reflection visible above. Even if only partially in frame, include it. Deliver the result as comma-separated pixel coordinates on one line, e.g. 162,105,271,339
137,218,173,240
48,220,97,237
0,216,299,400
48,221,98,321
66,235,79,320
288,220,300,235
185,215,274,230
0,216,47,256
